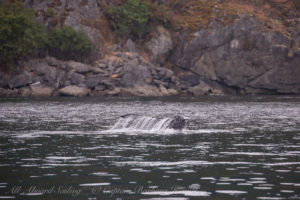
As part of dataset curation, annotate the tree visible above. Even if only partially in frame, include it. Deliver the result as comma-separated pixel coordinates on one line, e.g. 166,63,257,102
108,0,151,38
47,26,94,61
0,1,46,69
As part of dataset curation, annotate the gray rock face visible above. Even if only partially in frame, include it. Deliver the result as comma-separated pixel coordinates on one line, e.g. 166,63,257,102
170,15,300,94
121,64,151,87
146,26,172,63
35,63,57,85
85,74,103,89
0,72,9,88
69,72,85,85
9,73,32,89
25,0,103,44
179,73,200,87
125,39,136,52
66,61,91,74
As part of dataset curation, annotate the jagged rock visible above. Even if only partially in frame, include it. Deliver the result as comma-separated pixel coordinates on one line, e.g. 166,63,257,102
59,86,91,96
35,63,57,85
146,26,172,63
121,64,152,87
19,87,32,97
90,90,107,96
121,85,162,96
9,73,32,89
56,70,66,88
98,63,107,69
168,88,179,96
45,56,60,67
63,0,104,43
0,88,19,97
70,72,85,85
210,89,224,96
107,87,121,96
170,15,300,94
25,0,104,44
101,79,115,90
0,72,8,88
179,73,200,87
153,79,168,87
64,80,71,87
91,67,104,74
125,39,136,52
188,84,211,96
159,84,170,96
30,84,55,97
85,74,103,89
66,61,91,74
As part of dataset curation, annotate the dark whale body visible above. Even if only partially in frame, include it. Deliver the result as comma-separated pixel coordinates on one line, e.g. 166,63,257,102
120,114,186,130
168,116,186,130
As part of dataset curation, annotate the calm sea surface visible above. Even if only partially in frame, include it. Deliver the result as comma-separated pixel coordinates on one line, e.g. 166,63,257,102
0,96,299,200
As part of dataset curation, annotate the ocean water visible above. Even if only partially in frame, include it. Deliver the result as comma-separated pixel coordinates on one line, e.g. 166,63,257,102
0,96,299,199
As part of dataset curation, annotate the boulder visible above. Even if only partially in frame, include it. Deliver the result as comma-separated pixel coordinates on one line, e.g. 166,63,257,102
59,86,91,96
159,84,170,96
70,72,85,85
19,87,32,97
35,63,57,84
30,84,55,97
107,87,121,96
66,61,91,74
0,88,19,97
167,88,179,96
125,39,136,52
85,74,103,89
179,73,200,87
121,85,162,96
188,84,211,96
9,73,32,88
45,56,60,67
0,72,9,88
56,70,67,88
121,64,152,87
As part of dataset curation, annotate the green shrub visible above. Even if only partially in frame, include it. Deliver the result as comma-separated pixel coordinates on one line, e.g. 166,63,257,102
0,1,47,69
108,0,151,38
47,26,94,61
46,8,55,18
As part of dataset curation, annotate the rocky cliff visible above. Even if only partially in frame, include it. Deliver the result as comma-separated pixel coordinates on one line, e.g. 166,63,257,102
170,15,300,94
0,0,299,97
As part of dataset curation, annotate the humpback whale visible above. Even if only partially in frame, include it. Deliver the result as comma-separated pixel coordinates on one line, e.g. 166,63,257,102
168,116,186,130
112,115,186,130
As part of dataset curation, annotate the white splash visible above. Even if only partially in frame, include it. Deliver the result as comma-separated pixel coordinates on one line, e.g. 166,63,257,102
111,115,174,131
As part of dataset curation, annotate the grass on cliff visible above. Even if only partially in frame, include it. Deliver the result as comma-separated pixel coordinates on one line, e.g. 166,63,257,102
146,0,299,38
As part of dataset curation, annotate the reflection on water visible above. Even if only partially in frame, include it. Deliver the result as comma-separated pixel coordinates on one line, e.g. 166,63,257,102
0,96,299,200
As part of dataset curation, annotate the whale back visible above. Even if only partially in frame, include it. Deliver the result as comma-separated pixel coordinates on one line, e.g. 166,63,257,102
168,116,186,130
